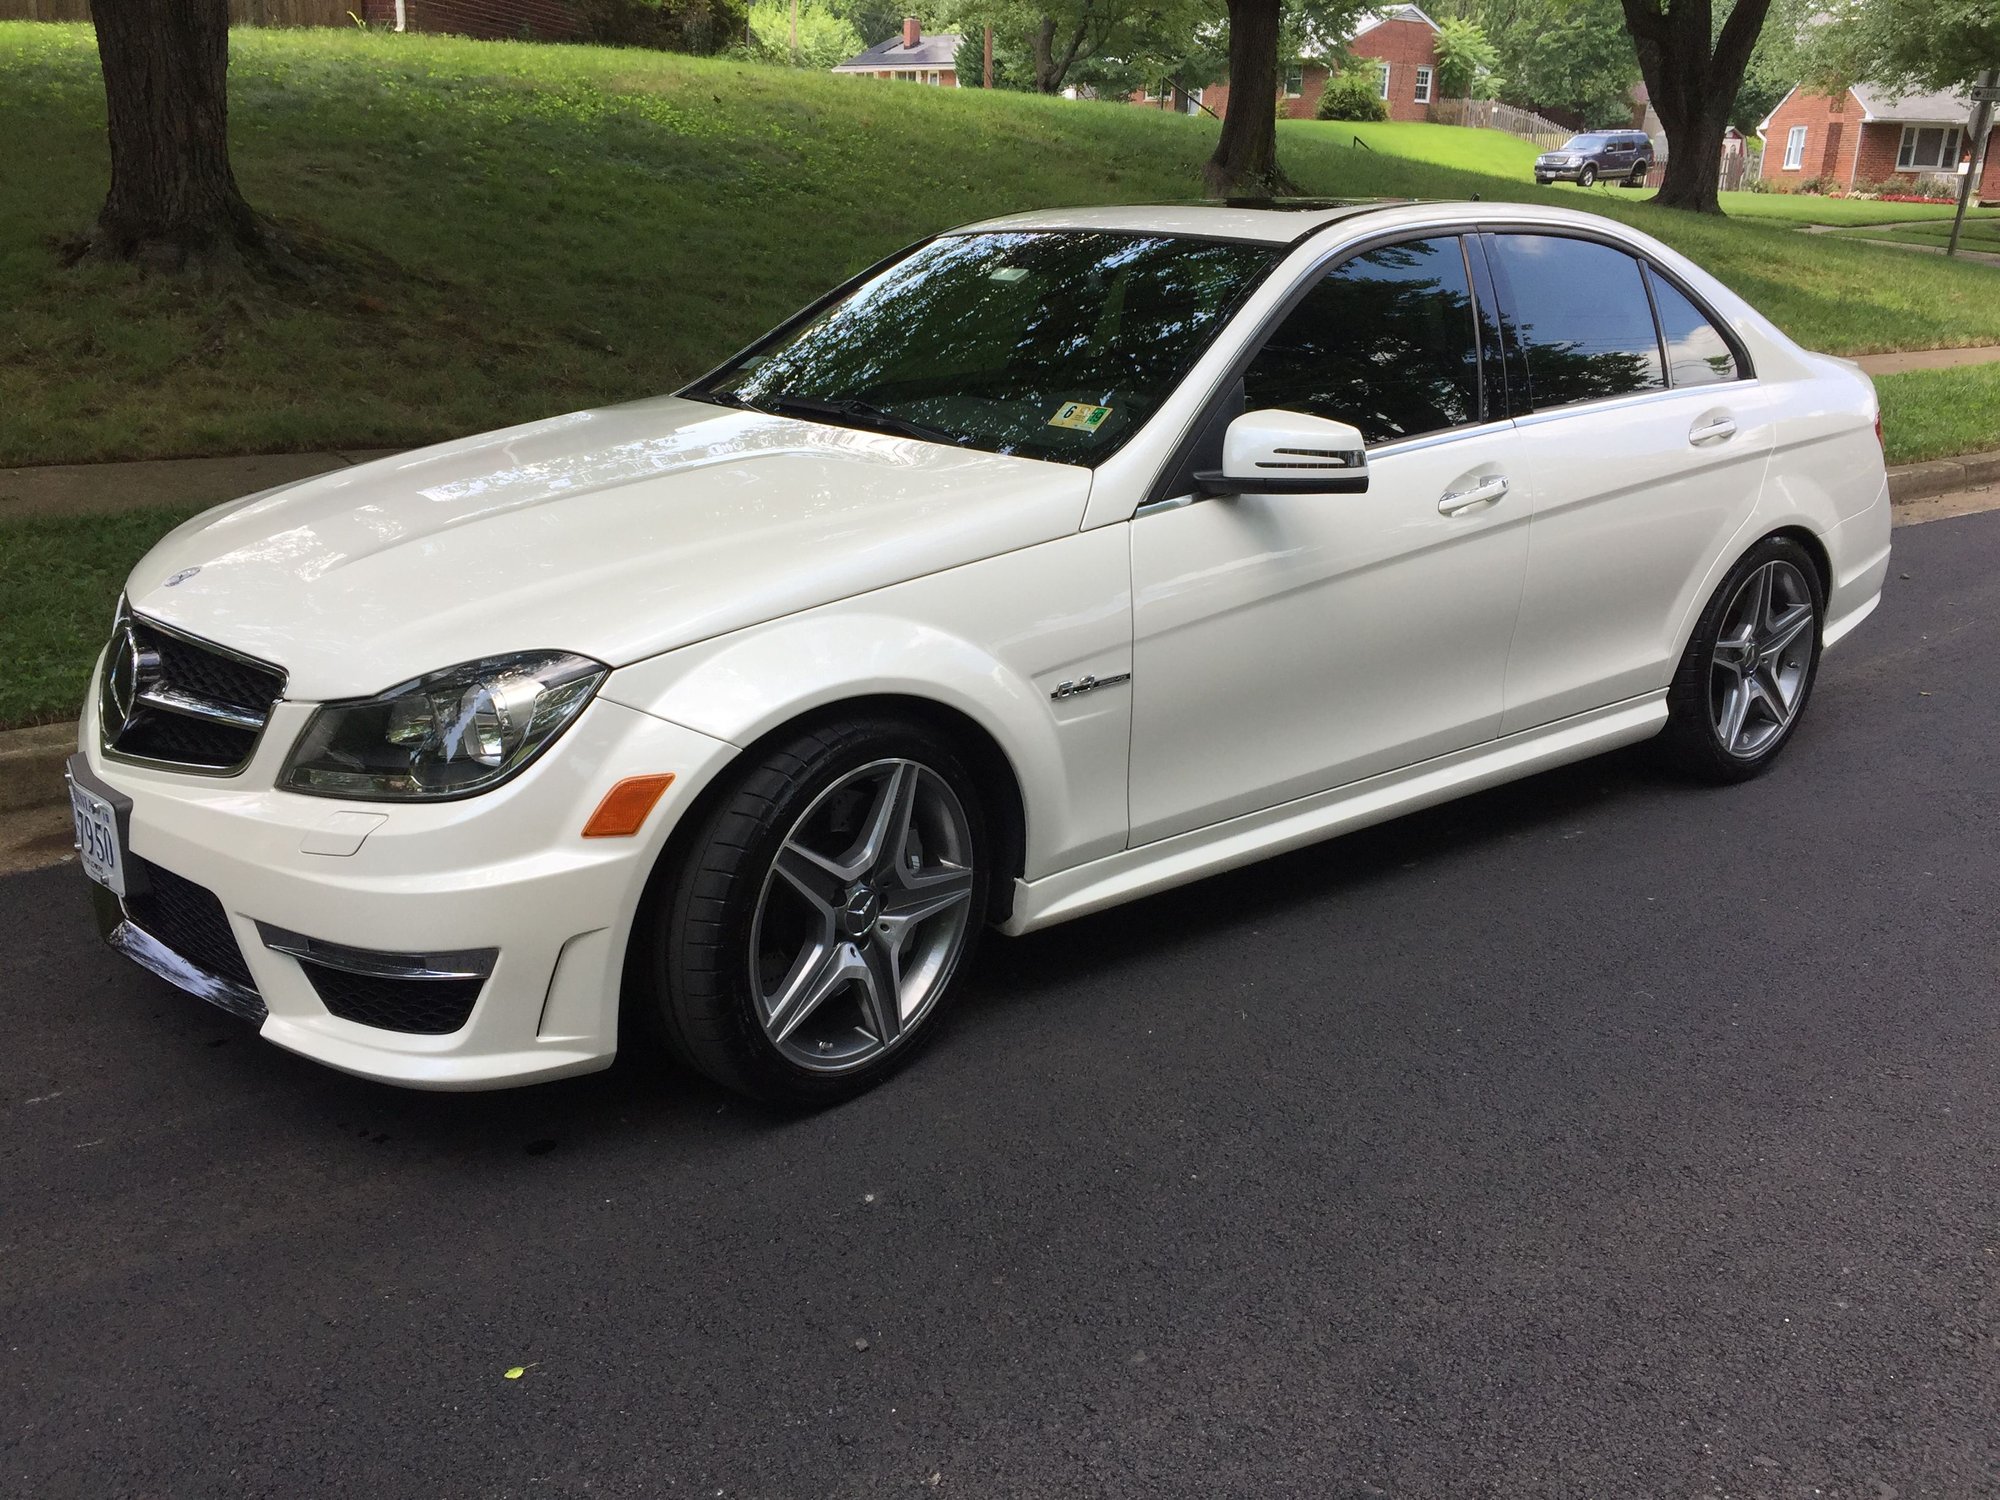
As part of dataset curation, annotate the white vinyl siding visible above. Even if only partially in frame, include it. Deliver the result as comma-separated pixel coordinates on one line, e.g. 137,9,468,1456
1783,125,1806,170
1413,65,1432,103
1897,124,1961,171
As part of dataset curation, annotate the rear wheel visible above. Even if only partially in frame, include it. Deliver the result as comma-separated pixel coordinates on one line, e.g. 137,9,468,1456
1577,163,1598,188
1659,537,1825,783
1626,160,1648,186
640,716,989,1106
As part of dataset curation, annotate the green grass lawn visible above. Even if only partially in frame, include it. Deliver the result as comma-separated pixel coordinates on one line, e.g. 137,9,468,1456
1694,192,1993,227
0,504,201,729
1287,118,1545,175
6,22,2000,472
1874,364,2000,465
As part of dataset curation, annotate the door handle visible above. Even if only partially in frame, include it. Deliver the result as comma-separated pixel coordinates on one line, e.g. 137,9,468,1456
1689,416,1737,445
1438,475,1508,515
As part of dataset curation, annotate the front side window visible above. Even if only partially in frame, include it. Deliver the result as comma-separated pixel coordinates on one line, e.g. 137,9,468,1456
1414,66,1433,103
1647,270,1742,388
1486,234,1665,409
1243,236,1483,447
1784,125,1807,168
1897,124,1960,170
690,231,1278,466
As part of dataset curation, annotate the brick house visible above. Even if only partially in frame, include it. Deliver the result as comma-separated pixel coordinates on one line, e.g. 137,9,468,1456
1757,83,2000,199
831,18,963,86
1135,4,1441,123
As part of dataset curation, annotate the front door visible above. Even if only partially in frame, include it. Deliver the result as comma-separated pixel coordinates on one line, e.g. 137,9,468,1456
1127,234,1534,845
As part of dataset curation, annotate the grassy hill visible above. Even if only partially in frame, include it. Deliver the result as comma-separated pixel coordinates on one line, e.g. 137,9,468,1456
3,22,1999,468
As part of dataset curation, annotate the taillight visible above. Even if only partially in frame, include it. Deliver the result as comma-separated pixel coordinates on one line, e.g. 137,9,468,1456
1874,412,1884,449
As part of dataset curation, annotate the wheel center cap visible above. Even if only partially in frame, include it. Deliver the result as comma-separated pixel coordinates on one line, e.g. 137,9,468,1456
842,887,882,938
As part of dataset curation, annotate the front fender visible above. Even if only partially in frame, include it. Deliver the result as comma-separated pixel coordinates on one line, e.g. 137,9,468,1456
598,529,1134,882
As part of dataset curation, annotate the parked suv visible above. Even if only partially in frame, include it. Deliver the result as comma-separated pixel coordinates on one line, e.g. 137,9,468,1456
1535,131,1654,187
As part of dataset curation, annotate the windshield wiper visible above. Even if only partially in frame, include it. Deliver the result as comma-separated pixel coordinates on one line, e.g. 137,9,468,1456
762,393,969,448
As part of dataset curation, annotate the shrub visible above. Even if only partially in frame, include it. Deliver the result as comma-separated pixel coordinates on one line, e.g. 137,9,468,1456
1315,70,1387,122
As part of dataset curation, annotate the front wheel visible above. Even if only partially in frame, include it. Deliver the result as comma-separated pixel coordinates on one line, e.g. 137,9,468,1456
638,716,990,1106
1658,537,1826,782
1576,163,1598,188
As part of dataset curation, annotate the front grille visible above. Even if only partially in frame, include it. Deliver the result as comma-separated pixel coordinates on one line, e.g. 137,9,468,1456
299,965,485,1035
123,859,258,993
100,608,286,774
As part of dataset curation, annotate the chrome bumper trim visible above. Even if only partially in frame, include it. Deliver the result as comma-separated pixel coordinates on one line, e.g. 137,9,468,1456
103,906,268,1024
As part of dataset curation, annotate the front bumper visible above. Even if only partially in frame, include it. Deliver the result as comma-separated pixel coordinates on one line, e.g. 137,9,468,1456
75,684,736,1089
1534,162,1586,181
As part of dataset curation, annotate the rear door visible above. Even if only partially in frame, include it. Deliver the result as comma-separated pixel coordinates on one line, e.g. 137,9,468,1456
1482,230,1776,732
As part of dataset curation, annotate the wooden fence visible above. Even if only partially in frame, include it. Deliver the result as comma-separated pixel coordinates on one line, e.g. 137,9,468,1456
1432,97,1572,153
1,0,354,23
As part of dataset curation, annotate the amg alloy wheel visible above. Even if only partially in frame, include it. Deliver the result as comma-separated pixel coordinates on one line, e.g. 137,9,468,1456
641,717,989,1105
1659,537,1826,782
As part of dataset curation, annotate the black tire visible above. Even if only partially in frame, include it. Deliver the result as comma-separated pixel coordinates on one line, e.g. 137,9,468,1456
1657,536,1827,783
1626,160,1648,187
1576,163,1598,188
638,714,991,1107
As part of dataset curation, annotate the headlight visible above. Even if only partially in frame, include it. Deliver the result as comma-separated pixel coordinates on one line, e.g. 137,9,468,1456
281,651,608,800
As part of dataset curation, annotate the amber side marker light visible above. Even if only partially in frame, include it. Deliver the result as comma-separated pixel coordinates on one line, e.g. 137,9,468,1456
582,774,676,838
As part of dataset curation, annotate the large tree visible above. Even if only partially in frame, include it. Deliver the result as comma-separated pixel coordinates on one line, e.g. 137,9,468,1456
1801,0,2000,95
1617,0,1775,211
1204,0,1369,194
77,0,272,270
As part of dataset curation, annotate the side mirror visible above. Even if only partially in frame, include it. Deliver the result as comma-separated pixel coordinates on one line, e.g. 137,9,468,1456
1195,409,1369,497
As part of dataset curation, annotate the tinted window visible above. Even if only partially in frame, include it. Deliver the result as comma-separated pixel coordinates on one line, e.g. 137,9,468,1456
1243,236,1482,447
1487,234,1665,409
692,231,1277,466
1648,269,1741,387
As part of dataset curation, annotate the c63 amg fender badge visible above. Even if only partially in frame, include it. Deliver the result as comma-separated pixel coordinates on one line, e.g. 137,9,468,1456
1050,671,1131,701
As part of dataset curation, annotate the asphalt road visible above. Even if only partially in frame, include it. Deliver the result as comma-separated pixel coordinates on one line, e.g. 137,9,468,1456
5,512,1998,1500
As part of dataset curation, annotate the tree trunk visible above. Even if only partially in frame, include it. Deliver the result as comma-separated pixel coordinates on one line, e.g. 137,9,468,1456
1203,0,1287,196
77,0,270,269
1030,16,1057,94
1620,0,1773,214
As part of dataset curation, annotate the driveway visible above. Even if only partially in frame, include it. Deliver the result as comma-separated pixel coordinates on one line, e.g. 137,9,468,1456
5,512,1997,1499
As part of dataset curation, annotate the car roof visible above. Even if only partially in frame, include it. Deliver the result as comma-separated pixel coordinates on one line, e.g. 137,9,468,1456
958,199,1415,246
954,198,1637,248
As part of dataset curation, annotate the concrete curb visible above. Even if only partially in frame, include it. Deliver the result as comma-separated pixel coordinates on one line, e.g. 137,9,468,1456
1,453,1995,848
1885,448,2000,504
0,722,77,816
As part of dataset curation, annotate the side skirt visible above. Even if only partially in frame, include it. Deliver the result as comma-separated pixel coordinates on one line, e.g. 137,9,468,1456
1001,694,1668,935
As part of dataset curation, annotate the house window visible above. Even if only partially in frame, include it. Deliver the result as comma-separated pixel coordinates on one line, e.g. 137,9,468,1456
1283,64,1303,97
926,70,941,85
1897,124,1962,170
1414,65,1433,103
1783,125,1806,170
1377,63,1391,100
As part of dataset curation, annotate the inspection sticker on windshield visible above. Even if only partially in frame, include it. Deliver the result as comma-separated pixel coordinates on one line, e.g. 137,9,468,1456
1048,402,1113,433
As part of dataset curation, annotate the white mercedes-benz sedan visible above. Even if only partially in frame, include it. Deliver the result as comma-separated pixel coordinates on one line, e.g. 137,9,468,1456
69,199,1890,1104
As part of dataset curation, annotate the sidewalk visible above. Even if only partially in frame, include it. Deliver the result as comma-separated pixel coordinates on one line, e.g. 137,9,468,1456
0,448,401,523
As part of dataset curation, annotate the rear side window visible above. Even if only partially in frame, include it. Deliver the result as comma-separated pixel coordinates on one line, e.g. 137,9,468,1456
1486,233,1665,410
1243,236,1483,447
1647,268,1742,387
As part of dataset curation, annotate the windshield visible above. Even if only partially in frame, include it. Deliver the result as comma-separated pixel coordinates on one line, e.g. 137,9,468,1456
686,230,1280,466
1561,135,1612,151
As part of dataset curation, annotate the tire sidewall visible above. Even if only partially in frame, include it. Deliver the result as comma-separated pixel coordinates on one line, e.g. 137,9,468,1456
1669,537,1828,779
657,718,991,1106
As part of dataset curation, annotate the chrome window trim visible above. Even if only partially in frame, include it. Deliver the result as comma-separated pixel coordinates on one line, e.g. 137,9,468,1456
1508,380,1759,430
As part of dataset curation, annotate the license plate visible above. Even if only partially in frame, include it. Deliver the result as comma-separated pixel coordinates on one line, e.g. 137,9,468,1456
69,780,126,897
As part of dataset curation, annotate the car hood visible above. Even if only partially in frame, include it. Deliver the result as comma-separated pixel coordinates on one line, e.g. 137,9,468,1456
126,397,1093,701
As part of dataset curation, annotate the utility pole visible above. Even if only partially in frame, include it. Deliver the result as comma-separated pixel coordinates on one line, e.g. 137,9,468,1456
1948,66,1996,258
984,25,994,89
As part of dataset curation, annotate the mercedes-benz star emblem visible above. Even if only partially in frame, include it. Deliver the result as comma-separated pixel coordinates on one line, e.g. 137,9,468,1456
104,621,162,739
